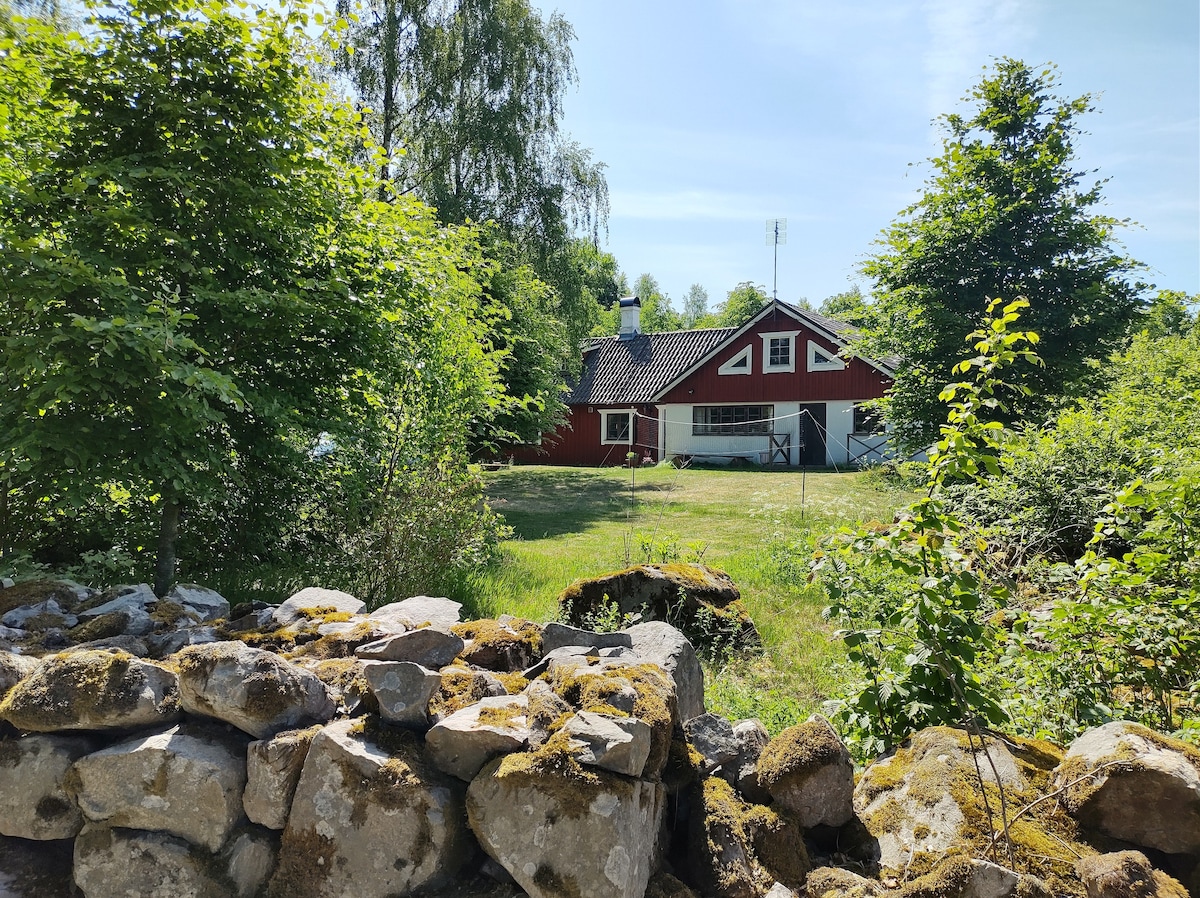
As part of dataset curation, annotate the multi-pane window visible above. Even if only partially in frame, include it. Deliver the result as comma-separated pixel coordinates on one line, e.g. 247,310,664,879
603,411,632,443
853,403,883,434
692,405,774,435
768,337,790,368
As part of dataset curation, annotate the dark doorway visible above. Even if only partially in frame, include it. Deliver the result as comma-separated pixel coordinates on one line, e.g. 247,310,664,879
798,403,827,466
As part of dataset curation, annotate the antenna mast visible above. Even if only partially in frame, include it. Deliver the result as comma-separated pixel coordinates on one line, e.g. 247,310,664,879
765,218,787,300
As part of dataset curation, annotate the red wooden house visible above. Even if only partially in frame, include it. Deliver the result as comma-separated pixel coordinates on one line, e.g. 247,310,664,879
515,297,895,467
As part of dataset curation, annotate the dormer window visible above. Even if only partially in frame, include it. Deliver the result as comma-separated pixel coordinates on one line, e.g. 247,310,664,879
760,331,800,373
806,340,846,372
718,345,753,375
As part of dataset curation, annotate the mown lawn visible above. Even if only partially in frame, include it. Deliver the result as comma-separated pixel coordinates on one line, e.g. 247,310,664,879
463,463,917,733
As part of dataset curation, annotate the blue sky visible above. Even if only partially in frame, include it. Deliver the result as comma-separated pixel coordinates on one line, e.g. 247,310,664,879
548,0,1199,312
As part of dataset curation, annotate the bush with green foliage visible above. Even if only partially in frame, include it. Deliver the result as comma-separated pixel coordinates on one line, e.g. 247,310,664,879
816,299,1040,758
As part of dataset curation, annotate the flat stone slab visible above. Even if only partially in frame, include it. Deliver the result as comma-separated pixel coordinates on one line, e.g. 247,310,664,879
427,694,531,781
370,596,462,630
540,622,633,654
272,588,364,627
355,628,464,667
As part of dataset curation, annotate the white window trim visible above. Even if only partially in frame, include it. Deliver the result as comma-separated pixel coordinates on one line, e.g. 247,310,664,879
717,344,753,375
807,340,846,372
760,331,800,373
600,409,634,445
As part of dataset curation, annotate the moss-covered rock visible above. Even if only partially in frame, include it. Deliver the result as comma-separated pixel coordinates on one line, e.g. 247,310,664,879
1075,850,1189,898
0,580,90,617
852,726,1087,895
558,563,760,657
803,866,885,897
452,617,542,672
755,716,853,828
544,662,677,778
175,641,335,738
1054,721,1200,856
467,750,667,898
685,775,809,898
0,649,180,732
270,717,470,898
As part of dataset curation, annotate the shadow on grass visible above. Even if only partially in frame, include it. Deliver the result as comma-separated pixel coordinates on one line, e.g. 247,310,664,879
486,468,635,539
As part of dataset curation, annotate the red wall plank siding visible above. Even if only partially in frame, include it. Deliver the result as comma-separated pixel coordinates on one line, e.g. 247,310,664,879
509,406,648,467
657,317,890,404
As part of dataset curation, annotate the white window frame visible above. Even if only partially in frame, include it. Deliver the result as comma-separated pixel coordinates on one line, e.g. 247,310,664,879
807,339,846,372
717,344,753,376
692,405,774,436
760,331,800,373
601,409,634,445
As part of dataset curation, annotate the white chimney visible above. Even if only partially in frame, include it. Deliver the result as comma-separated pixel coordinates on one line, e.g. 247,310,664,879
618,296,641,340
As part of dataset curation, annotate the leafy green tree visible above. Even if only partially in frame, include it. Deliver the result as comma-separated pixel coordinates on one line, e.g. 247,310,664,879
331,0,607,249
682,283,710,328
0,0,500,593
717,282,770,327
329,0,613,450
860,58,1142,452
818,299,1041,758
819,285,877,329
632,273,683,332
1139,289,1197,338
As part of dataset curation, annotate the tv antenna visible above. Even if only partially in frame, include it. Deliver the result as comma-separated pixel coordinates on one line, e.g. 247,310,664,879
765,218,786,300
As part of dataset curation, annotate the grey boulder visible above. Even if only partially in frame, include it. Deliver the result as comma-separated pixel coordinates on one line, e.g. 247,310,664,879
370,595,462,630
70,725,249,851
426,694,531,781
757,715,854,829
272,587,364,627
622,621,704,722
355,628,464,667
166,584,231,622
362,660,442,728
561,710,653,777
271,718,470,898
0,650,179,732
73,824,275,898
243,726,320,830
175,641,335,738
0,652,37,700
0,733,93,839
1056,720,1200,855
467,753,668,898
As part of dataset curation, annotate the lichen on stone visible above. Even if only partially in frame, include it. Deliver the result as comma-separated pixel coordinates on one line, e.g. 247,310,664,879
856,727,1087,893
544,662,676,776
451,618,542,671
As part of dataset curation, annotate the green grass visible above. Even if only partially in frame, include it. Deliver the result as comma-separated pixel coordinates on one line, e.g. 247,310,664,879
462,463,917,733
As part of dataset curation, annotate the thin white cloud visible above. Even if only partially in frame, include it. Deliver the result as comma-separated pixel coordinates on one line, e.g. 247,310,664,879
920,0,1030,123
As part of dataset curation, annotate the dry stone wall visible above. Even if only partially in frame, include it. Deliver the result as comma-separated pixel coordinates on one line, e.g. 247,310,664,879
0,577,1197,898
